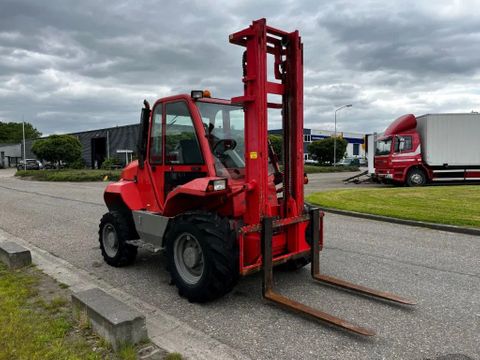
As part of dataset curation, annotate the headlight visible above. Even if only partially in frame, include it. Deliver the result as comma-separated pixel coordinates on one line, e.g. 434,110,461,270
213,179,227,191
207,179,227,192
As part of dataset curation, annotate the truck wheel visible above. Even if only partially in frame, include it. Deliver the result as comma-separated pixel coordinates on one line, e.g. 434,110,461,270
99,211,137,267
406,168,427,187
166,212,238,303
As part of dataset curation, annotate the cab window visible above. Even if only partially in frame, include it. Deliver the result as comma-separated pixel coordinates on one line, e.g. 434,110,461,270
395,136,413,152
165,101,204,165
149,104,163,164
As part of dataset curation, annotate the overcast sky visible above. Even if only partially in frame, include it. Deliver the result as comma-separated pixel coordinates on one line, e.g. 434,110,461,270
1,0,479,136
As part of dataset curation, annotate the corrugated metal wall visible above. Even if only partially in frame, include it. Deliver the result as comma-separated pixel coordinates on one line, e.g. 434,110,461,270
72,124,140,167
23,124,140,168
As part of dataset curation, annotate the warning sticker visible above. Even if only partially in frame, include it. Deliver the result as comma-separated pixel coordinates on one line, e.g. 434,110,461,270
249,151,258,159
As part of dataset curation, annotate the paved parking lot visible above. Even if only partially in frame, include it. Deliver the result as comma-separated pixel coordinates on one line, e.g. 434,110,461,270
0,169,479,359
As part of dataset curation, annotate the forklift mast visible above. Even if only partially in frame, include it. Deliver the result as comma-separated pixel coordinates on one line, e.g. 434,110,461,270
230,19,415,336
230,18,304,225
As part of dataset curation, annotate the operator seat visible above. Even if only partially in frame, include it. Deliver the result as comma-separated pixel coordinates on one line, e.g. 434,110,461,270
179,139,203,164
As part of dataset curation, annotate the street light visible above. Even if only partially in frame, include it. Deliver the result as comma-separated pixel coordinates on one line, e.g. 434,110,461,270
333,104,352,166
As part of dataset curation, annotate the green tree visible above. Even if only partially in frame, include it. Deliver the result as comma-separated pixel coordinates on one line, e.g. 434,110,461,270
0,122,41,143
307,136,348,164
31,135,82,166
268,135,282,161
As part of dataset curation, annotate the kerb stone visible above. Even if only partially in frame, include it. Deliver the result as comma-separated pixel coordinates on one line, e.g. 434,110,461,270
72,287,148,351
0,241,32,269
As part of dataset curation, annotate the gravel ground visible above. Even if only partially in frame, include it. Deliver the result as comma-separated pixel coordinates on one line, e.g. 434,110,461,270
0,169,479,360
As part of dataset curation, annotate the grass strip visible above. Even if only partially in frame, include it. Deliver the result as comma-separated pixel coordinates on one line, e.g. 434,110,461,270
306,185,480,228
15,169,121,182
0,264,109,360
295,165,360,173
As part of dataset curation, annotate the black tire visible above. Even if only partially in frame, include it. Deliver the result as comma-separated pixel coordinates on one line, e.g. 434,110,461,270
99,211,138,267
165,212,238,303
406,168,427,187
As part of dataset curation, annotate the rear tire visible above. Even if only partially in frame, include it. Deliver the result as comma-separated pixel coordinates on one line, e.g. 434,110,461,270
406,168,426,187
99,211,137,267
165,212,238,303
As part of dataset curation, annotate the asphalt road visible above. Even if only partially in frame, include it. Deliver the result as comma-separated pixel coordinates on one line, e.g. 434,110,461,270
304,169,387,194
0,169,479,360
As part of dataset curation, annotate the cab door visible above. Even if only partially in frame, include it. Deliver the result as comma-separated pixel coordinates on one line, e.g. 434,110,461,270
162,100,208,200
146,101,166,211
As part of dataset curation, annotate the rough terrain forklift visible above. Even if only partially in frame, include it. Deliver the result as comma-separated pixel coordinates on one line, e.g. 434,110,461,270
99,19,414,336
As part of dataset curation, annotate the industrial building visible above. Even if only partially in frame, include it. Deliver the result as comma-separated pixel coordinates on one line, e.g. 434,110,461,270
269,128,365,161
23,124,140,169
16,123,364,169
0,143,21,168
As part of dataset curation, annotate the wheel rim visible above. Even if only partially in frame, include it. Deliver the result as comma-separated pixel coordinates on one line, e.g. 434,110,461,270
173,232,204,285
102,223,119,258
411,173,423,185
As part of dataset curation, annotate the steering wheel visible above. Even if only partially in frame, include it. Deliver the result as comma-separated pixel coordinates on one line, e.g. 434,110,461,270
213,139,237,157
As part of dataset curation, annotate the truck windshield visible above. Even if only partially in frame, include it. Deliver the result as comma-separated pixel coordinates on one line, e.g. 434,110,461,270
375,138,392,155
196,101,246,179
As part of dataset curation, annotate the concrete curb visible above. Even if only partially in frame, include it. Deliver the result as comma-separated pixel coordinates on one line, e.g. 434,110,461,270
72,288,148,351
320,207,480,236
0,241,32,269
0,228,250,360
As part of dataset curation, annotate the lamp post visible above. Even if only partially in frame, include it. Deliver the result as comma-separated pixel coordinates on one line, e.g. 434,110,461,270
333,104,352,166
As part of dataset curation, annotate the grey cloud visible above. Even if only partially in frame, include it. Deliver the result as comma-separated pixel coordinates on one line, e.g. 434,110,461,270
0,0,479,136
319,7,480,76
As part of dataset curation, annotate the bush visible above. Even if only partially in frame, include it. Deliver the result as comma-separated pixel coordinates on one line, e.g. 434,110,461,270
304,165,360,173
32,135,81,165
15,169,122,182
67,158,86,169
101,157,121,170
308,137,348,164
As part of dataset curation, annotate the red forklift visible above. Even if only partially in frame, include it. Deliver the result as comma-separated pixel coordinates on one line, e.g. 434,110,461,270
99,19,415,336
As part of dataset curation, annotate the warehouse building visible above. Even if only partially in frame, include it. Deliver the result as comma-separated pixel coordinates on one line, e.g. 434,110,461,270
24,124,140,169
0,143,21,168
21,123,364,168
269,128,365,161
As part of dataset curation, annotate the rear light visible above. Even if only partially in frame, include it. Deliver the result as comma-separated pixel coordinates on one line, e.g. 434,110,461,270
207,179,227,192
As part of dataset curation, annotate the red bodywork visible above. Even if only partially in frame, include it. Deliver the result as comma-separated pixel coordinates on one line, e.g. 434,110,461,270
104,19,313,276
374,114,428,184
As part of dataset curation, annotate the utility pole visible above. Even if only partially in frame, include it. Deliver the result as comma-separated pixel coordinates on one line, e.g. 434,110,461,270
22,116,26,171
106,130,110,159
333,104,352,166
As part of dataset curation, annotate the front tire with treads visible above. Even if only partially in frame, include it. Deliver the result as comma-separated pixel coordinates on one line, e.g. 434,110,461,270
99,211,137,267
165,212,238,303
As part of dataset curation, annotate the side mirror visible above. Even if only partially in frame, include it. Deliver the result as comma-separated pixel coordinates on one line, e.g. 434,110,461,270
137,100,151,169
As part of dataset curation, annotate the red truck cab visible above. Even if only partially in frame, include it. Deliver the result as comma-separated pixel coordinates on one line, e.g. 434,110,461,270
374,114,429,186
